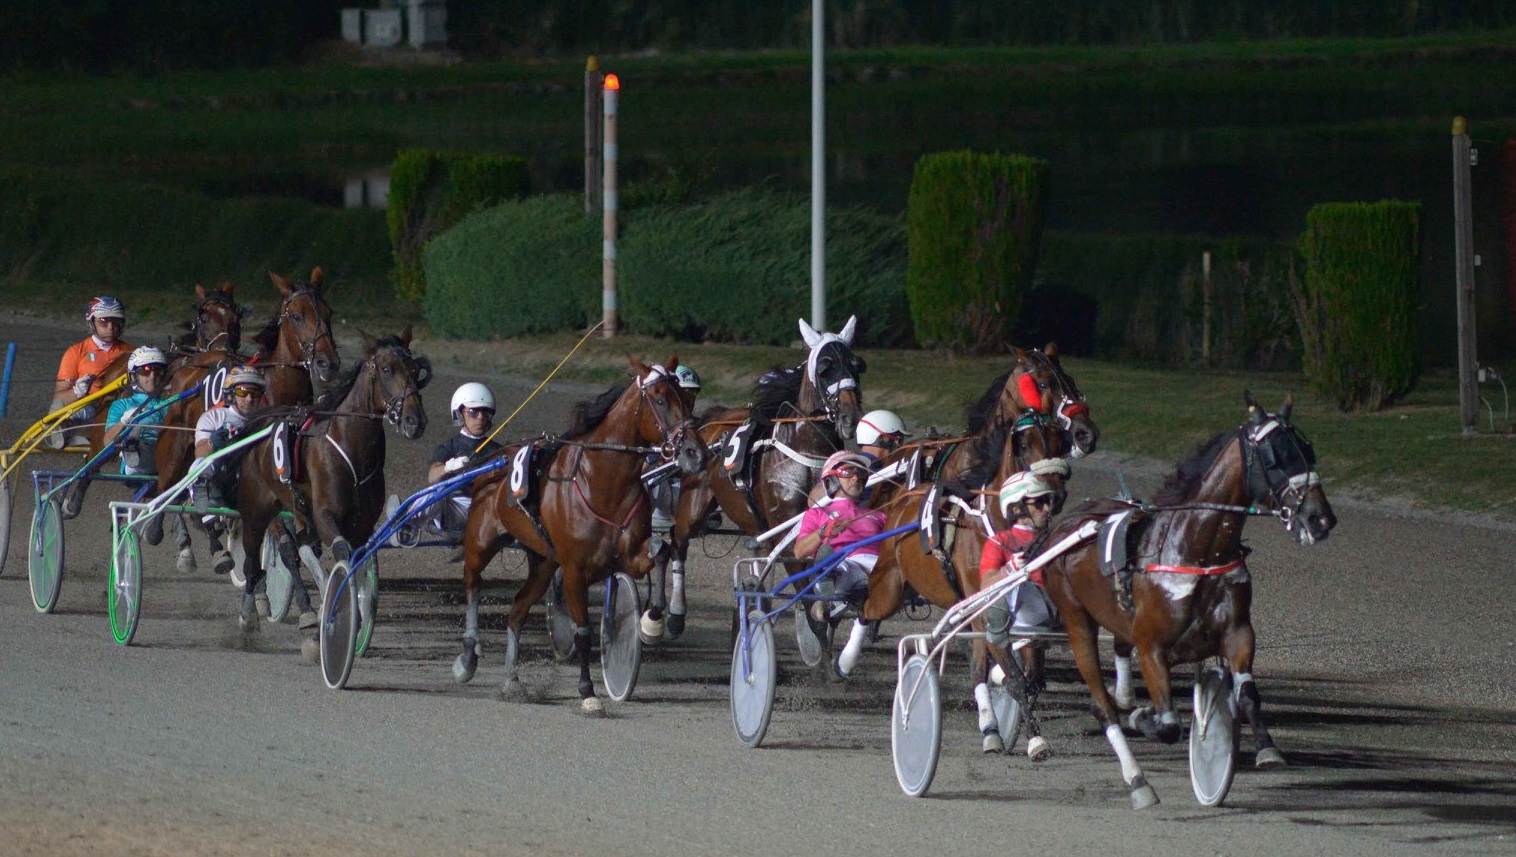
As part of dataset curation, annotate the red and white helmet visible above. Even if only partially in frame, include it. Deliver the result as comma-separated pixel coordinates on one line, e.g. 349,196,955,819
997,471,1055,516
821,451,871,480
857,410,907,448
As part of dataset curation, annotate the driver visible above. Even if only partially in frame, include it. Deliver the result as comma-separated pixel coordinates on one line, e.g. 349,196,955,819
47,295,133,449
103,346,172,476
427,382,503,540
193,365,266,574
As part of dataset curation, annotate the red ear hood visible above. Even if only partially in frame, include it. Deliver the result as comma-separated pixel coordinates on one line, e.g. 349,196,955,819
1018,373,1045,412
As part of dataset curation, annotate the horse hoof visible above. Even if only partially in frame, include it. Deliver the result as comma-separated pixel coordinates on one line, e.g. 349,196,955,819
1129,780,1161,810
298,611,318,630
497,678,525,700
299,638,320,664
1256,747,1287,769
580,696,605,716
143,515,165,546
665,611,686,640
255,593,270,619
1026,736,1052,762
176,549,197,575
638,612,664,645
451,654,478,684
982,732,1004,754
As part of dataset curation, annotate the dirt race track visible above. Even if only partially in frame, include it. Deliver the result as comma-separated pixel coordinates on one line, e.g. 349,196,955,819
1,311,1513,857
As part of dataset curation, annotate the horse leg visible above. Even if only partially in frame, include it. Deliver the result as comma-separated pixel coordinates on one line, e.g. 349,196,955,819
1017,646,1052,762
495,553,554,699
1111,639,1137,709
1064,609,1160,809
1127,643,1182,745
837,563,903,679
639,543,670,645
238,512,273,632
1223,622,1285,769
560,566,604,716
168,512,196,573
666,553,688,638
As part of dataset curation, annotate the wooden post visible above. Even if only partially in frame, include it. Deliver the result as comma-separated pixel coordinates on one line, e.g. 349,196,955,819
1201,251,1212,366
602,73,620,339
584,57,603,213
1452,116,1479,435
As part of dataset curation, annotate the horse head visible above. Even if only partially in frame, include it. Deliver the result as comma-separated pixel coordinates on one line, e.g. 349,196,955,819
359,325,429,440
189,281,246,354
797,315,866,440
270,267,340,388
1035,343,1099,457
1008,409,1072,516
630,354,707,475
1242,391,1336,545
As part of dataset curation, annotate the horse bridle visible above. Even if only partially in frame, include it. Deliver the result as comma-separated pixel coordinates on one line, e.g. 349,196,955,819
1241,415,1320,530
636,365,694,459
805,339,863,425
366,343,431,430
189,292,245,354
278,288,339,372
1025,350,1091,449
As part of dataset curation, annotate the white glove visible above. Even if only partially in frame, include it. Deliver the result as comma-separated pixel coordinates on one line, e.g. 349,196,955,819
118,406,139,424
444,455,469,474
73,375,95,397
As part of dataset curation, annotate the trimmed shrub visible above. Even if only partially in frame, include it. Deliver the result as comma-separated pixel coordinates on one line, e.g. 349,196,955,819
424,187,912,347
388,149,529,302
423,194,600,339
906,151,1049,353
1291,200,1422,411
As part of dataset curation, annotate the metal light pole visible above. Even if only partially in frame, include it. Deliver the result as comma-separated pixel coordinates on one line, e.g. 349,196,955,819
585,56,603,213
1451,116,1478,434
603,73,620,339
810,0,826,332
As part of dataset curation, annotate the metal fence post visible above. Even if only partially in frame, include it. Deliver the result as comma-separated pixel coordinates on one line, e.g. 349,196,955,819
1452,116,1479,435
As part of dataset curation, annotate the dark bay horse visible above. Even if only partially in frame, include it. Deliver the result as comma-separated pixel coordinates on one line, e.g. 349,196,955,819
62,281,250,521
451,357,707,714
232,330,428,629
1038,392,1335,808
142,270,342,570
644,317,867,641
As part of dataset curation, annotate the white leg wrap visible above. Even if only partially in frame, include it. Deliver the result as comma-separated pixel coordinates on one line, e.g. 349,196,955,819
1232,671,1252,707
837,619,868,675
1105,723,1143,785
989,663,1006,686
974,683,997,733
1115,655,1133,693
669,568,686,614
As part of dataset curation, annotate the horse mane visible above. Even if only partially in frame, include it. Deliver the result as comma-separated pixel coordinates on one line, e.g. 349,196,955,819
565,382,630,439
312,334,407,410
965,366,1015,435
1151,430,1233,506
750,365,803,423
944,420,1012,495
252,316,280,355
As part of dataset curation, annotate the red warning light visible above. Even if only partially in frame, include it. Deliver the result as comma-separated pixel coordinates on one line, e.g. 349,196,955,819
603,73,621,91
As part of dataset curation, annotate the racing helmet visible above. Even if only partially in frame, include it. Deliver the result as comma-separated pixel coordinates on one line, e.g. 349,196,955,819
450,382,495,425
673,365,701,391
224,365,266,391
997,471,1056,517
86,295,126,323
856,410,907,448
821,450,872,480
127,345,168,374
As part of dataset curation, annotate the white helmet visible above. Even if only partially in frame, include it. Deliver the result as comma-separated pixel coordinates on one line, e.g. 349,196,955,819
674,364,701,391
997,471,1056,517
127,346,168,373
821,451,871,480
857,410,907,448
450,382,495,424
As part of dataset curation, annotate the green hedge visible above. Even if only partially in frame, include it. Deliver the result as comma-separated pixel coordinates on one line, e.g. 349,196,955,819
905,151,1049,353
423,187,913,347
0,167,387,296
1293,200,1422,411
388,149,529,302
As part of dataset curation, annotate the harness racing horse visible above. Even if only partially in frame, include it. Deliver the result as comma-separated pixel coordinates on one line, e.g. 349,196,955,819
232,330,428,630
142,271,343,571
60,281,250,522
1038,392,1335,808
645,317,867,642
451,357,707,714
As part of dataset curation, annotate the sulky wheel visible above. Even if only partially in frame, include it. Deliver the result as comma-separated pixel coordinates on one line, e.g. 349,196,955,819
319,560,359,690
262,533,295,623
354,554,379,658
730,611,776,749
0,473,14,577
599,572,643,702
1189,665,1238,807
892,654,943,797
28,496,65,613
545,568,576,662
109,526,143,646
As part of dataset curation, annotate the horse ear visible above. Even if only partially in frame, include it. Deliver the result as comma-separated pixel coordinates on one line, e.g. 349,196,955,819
220,281,235,297
309,267,325,291
1011,345,1030,365
399,324,413,347
667,352,680,372
1044,341,1060,360
358,328,375,351
838,315,858,345
195,283,208,301
627,353,650,378
797,318,822,349
1279,393,1294,422
270,271,293,298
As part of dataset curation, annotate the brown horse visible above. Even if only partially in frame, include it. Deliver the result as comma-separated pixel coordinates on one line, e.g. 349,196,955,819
61,282,250,521
1038,392,1335,808
231,330,428,630
451,356,707,713
643,317,867,641
142,270,342,571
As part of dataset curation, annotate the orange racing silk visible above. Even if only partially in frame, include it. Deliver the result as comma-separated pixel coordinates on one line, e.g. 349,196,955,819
57,337,132,392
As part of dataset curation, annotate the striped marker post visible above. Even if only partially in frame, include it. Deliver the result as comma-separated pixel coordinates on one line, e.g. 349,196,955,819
602,72,620,339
